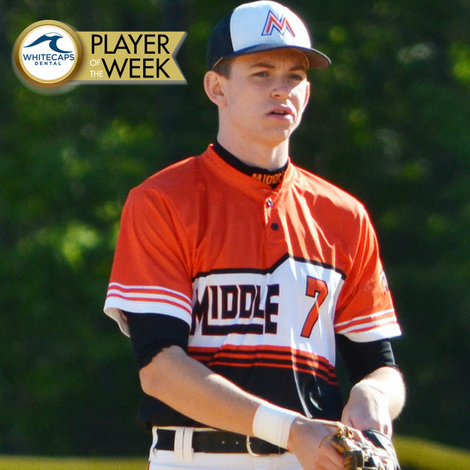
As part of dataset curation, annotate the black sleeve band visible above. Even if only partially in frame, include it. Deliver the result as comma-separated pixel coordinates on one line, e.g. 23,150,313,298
335,334,398,384
123,312,190,370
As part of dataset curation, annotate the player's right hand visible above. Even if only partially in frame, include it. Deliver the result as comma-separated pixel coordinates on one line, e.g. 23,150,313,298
287,417,364,470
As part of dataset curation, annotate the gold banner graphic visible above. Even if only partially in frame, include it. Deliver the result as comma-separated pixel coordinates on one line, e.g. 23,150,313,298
72,31,186,84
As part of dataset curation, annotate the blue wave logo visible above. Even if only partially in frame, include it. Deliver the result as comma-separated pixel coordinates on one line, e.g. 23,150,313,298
24,32,72,53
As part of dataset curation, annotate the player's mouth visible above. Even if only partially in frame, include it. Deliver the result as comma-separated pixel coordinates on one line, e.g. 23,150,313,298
268,106,294,119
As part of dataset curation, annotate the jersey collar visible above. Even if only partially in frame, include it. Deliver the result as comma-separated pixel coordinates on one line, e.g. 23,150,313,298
204,144,295,200
212,141,288,189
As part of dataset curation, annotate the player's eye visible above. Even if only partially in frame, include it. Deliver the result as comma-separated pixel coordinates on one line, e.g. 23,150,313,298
290,73,305,81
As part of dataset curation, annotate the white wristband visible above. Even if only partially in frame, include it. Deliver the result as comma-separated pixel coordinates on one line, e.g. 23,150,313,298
252,402,300,449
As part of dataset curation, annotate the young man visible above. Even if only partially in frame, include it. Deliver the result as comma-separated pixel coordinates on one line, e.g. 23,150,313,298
104,2,406,469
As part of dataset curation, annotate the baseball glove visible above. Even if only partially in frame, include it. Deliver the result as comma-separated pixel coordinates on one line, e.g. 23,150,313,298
327,425,401,470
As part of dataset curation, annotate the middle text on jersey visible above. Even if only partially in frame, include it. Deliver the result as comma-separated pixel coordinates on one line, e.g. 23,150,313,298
191,284,280,336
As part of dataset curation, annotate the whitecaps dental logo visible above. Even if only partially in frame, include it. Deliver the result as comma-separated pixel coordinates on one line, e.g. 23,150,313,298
25,32,73,54
14,20,82,88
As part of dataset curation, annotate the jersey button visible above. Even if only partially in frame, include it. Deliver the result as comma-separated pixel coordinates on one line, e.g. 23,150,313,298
271,222,279,231
266,198,273,207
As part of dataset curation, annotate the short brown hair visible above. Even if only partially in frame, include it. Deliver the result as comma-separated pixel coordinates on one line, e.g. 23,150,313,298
212,57,234,77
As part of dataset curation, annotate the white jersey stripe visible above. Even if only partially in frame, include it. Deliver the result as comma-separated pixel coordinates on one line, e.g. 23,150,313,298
108,282,192,303
335,308,395,328
336,315,398,335
107,289,192,311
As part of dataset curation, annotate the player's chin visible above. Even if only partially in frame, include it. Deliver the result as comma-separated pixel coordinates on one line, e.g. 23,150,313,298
275,116,301,133
268,118,299,133
263,128,293,145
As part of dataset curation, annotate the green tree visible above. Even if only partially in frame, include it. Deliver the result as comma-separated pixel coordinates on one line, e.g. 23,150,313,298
1,0,469,456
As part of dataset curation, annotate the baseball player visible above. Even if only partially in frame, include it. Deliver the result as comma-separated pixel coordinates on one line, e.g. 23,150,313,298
104,2,406,469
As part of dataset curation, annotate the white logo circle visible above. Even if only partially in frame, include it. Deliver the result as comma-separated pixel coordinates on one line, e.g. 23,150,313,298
14,20,82,88
21,25,76,80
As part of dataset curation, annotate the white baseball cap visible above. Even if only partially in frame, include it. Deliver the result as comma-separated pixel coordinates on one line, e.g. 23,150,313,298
207,1,331,70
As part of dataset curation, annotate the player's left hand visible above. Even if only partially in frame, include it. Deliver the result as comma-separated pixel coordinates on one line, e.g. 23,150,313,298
341,382,392,436
327,426,401,470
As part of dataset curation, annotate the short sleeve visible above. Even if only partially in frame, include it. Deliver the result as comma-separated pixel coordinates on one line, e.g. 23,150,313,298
104,185,193,336
334,207,401,342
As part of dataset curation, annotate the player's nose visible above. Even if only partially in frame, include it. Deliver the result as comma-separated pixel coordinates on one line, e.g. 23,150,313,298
270,77,293,100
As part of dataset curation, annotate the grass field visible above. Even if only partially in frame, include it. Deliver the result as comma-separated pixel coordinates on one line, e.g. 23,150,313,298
1,436,470,470
394,436,470,470
0,456,146,470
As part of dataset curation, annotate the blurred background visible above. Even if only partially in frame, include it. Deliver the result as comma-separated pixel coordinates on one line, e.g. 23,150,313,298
1,0,470,460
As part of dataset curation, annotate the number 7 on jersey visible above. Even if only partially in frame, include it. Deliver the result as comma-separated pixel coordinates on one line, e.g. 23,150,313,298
301,276,329,338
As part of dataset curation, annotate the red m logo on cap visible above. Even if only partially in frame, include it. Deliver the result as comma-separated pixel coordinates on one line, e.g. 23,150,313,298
262,10,296,37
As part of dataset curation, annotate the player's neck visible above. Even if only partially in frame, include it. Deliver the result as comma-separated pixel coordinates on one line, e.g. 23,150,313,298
216,133,289,171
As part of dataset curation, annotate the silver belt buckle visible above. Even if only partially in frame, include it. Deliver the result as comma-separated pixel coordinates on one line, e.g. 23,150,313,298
246,436,262,457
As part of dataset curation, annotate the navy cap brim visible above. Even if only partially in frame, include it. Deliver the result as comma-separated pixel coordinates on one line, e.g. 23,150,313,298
214,43,331,69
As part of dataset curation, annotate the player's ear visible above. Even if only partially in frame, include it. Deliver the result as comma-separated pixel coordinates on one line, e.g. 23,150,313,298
204,71,227,107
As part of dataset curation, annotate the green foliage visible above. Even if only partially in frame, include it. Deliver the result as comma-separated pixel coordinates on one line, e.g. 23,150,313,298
1,0,470,457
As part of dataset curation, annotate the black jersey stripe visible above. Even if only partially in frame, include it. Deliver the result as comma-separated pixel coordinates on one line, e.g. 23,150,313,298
188,345,338,385
192,253,346,281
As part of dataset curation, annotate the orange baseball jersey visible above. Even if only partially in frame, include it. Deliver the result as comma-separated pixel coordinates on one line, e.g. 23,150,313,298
104,144,401,420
